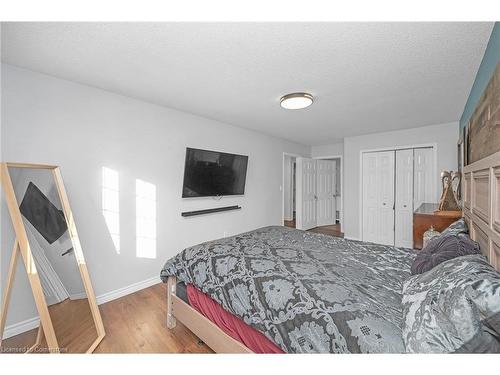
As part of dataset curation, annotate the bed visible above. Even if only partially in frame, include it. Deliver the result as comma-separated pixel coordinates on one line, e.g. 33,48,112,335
161,226,418,353
161,151,500,353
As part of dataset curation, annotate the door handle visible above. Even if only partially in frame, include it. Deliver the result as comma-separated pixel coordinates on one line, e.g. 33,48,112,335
382,203,386,206
314,195,318,200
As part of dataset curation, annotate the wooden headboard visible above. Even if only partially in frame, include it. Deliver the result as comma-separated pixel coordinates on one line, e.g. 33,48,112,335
463,150,500,271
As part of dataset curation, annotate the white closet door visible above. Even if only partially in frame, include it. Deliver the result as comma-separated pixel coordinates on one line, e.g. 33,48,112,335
414,147,435,209
296,157,317,230
377,151,396,245
316,160,336,226
363,151,395,245
395,149,414,248
362,153,380,243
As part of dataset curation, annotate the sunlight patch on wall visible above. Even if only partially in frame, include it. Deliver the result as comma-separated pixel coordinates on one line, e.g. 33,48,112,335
102,167,120,254
136,179,157,259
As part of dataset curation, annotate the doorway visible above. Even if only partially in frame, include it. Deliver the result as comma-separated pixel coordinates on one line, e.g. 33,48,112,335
282,154,343,238
315,156,342,229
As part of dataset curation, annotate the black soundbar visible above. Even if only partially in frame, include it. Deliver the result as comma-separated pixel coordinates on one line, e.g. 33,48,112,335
181,205,241,217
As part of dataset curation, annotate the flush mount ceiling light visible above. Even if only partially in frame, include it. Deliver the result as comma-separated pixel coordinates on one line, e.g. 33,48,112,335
280,92,314,110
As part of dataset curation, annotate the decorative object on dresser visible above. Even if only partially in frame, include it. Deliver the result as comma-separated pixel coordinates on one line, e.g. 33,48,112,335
438,170,461,212
0,162,105,353
413,203,462,249
422,226,440,248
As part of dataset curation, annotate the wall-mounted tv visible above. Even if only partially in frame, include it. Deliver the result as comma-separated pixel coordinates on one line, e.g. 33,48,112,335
182,148,248,198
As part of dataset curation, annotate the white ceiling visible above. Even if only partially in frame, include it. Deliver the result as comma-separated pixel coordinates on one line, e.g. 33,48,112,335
1,22,493,146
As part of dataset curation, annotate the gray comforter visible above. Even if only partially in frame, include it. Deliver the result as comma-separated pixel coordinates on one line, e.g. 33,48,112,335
160,226,417,353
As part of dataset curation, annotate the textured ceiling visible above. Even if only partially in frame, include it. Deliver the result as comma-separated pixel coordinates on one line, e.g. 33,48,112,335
1,22,493,145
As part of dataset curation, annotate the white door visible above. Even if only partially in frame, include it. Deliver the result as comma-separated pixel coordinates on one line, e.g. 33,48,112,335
362,151,395,245
362,153,379,243
296,157,317,230
414,147,435,210
395,149,414,248
378,151,396,245
316,160,336,226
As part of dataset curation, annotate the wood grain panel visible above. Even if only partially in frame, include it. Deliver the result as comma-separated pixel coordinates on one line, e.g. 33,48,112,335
472,223,490,261
472,169,490,225
491,240,500,272
494,167,500,233
464,172,471,209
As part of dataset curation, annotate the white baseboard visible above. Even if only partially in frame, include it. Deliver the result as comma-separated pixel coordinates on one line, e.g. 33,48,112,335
2,275,162,340
69,292,87,300
345,236,361,241
96,276,161,305
3,316,40,340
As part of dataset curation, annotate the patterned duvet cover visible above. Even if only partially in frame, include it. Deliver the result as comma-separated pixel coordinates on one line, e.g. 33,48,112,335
161,226,417,353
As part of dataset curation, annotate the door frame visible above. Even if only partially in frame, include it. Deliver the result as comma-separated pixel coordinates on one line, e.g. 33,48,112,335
359,143,438,242
282,152,303,225
312,155,343,232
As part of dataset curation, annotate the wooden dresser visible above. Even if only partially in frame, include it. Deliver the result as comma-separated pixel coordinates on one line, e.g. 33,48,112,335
413,203,462,249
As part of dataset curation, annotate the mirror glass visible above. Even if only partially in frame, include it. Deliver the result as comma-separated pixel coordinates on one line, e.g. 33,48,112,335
2,167,98,353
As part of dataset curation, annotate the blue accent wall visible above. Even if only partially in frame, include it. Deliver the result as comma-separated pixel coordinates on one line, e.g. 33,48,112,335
460,22,500,129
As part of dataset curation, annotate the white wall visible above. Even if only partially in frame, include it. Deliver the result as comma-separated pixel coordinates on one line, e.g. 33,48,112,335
0,64,309,331
311,142,343,158
342,121,458,240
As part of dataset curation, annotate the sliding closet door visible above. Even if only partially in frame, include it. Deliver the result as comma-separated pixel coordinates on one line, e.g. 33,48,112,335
296,157,317,230
395,149,414,248
414,147,435,210
362,153,379,243
377,151,396,245
316,160,336,226
362,151,395,245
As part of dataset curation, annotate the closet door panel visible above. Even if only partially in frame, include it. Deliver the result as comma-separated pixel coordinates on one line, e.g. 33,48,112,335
414,148,435,209
362,153,380,243
362,151,395,245
395,149,414,248
316,160,336,226
377,151,395,246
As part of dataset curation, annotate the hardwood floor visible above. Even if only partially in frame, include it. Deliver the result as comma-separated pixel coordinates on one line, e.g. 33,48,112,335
284,220,344,238
1,283,213,354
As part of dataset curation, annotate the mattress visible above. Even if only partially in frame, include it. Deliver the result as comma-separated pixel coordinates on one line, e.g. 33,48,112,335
176,281,283,353
162,226,417,353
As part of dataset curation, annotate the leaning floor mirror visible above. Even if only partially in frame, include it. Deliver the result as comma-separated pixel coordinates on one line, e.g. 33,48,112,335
0,163,104,353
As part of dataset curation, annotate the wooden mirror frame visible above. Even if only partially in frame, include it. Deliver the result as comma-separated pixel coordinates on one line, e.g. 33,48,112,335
0,162,105,353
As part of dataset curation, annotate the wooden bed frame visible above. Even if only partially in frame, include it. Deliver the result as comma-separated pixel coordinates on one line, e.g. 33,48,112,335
166,276,253,353
166,150,500,354
463,149,500,271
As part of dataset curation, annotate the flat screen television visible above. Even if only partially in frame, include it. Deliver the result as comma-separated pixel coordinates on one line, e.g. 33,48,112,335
182,148,248,198
19,182,68,244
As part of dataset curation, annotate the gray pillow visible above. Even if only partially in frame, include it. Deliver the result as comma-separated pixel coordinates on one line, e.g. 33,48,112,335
441,218,469,236
411,233,480,275
402,255,500,353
